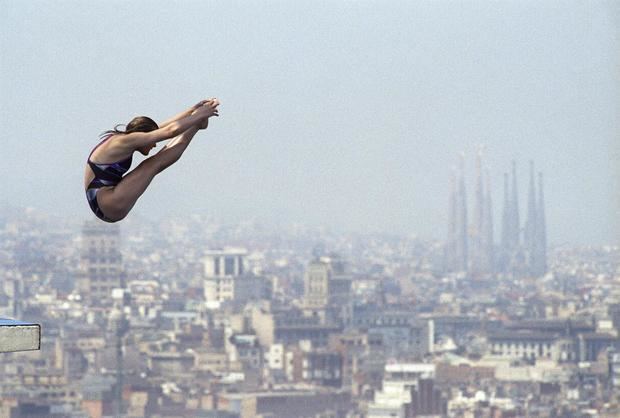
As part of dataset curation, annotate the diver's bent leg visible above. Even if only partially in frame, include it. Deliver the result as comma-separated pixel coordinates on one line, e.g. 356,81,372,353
96,127,200,221
96,158,161,221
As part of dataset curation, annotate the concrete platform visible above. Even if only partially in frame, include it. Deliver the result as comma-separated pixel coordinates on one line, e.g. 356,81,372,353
0,318,41,353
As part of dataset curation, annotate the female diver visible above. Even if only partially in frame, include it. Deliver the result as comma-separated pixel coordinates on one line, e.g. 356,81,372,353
84,98,220,223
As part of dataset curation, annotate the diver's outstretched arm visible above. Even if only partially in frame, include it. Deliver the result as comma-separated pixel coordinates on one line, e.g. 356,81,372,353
163,124,201,150
159,99,215,128
114,100,219,152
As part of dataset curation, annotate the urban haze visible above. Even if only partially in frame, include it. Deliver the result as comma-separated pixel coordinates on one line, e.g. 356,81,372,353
1,0,618,245
1,1,620,418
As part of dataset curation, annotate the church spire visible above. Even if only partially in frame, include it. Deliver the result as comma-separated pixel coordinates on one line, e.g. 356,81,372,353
472,147,485,275
536,172,547,275
446,166,457,271
483,168,494,273
524,160,538,272
510,160,520,249
499,172,511,272
456,153,468,272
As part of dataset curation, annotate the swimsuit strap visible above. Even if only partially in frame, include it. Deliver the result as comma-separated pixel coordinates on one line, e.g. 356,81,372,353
88,133,115,162
87,133,132,189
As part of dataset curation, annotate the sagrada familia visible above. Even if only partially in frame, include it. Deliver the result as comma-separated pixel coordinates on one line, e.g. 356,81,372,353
445,150,547,278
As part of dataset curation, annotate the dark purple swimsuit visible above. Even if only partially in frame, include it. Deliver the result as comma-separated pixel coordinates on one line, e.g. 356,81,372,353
85,135,132,222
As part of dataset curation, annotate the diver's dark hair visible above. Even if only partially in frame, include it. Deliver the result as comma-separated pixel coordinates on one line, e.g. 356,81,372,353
101,116,159,137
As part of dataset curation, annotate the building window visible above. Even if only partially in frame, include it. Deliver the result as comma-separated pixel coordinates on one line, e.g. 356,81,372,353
225,257,235,275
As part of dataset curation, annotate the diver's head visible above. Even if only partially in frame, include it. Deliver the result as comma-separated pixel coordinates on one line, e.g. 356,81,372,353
126,116,158,133
126,116,159,155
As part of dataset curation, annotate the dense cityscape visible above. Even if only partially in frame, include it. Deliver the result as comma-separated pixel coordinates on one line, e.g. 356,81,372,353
0,158,619,418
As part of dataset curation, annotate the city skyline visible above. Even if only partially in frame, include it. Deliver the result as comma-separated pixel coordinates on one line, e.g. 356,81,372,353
0,205,619,417
0,151,589,249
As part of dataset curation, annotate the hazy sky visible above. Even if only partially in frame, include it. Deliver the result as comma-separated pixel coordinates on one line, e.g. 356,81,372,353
1,1,618,245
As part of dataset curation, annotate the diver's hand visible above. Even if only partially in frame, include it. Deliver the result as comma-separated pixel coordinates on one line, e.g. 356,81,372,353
192,98,220,118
